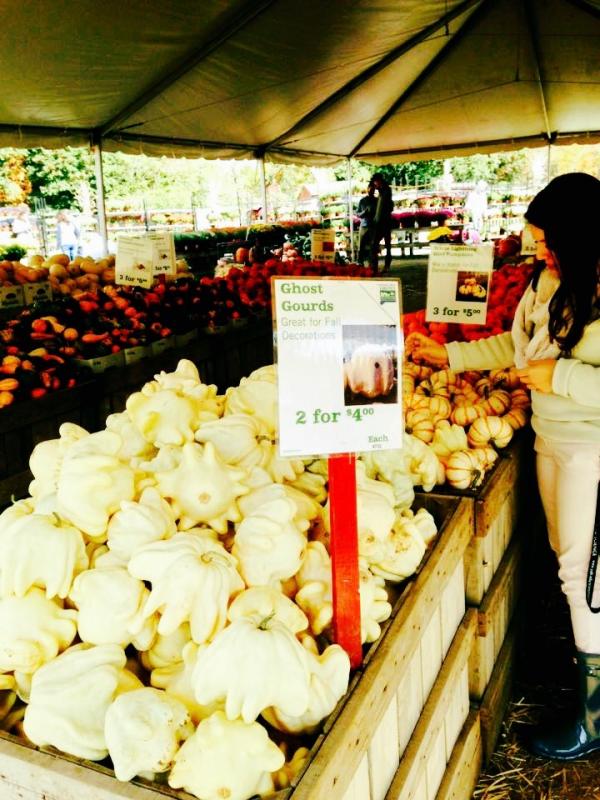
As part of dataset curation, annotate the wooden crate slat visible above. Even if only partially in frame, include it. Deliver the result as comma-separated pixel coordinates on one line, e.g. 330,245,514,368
435,710,482,800
368,697,400,800
384,610,477,800
478,621,518,765
469,535,523,699
340,755,371,800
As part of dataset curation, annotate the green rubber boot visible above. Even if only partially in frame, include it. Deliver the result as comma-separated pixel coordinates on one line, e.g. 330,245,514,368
528,651,600,760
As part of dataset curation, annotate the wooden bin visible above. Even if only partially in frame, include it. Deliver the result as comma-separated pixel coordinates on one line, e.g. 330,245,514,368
383,610,477,800
420,435,531,607
468,534,523,700
0,496,473,800
0,380,99,508
99,318,273,418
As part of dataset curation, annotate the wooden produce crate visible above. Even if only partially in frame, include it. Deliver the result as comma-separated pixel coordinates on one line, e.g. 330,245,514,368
469,535,523,700
383,610,477,800
478,619,518,765
0,495,473,800
288,494,472,800
420,435,532,606
98,318,273,418
0,380,99,508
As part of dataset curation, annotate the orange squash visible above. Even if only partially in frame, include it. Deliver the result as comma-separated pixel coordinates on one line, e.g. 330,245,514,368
235,247,249,264
467,415,513,449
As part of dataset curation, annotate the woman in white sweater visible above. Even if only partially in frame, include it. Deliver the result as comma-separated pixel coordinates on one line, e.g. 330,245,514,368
407,172,600,761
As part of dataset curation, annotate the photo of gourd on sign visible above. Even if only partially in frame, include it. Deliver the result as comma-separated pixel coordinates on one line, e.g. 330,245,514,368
455,272,488,302
343,324,398,407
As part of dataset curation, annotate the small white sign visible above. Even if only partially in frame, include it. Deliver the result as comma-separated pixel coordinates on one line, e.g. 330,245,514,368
310,228,336,262
148,231,177,276
116,236,154,289
426,243,493,325
273,277,403,458
520,224,537,256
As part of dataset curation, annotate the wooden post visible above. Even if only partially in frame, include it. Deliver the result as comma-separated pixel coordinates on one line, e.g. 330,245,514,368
92,140,108,256
328,452,362,668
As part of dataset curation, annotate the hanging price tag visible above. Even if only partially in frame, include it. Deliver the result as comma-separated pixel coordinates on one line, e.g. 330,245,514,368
115,236,154,289
426,243,493,325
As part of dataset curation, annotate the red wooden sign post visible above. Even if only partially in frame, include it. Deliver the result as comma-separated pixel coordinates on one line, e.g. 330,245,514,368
328,452,362,669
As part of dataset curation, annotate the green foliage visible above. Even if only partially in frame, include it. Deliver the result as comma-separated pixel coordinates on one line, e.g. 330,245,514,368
24,148,94,209
359,160,444,188
0,149,32,204
0,244,27,261
449,151,531,183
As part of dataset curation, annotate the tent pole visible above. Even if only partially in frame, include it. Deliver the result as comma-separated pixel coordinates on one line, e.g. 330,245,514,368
259,156,268,222
546,143,552,183
92,141,108,256
346,158,355,263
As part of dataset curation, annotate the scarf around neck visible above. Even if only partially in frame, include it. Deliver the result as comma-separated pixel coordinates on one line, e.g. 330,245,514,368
511,268,562,369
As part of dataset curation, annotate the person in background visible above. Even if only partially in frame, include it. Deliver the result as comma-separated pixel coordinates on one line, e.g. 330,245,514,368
356,182,376,266
406,173,600,762
370,172,394,274
464,180,489,236
55,210,80,260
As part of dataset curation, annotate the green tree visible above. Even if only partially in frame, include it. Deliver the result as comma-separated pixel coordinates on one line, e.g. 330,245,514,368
449,151,531,184
24,147,93,209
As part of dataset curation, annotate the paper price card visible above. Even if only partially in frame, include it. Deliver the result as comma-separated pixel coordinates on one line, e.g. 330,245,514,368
272,277,403,457
310,228,336,262
148,231,176,275
116,236,154,289
426,243,493,325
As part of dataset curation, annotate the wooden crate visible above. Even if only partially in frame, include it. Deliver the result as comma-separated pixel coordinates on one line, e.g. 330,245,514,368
0,380,99,508
289,495,472,800
435,709,482,800
422,435,531,607
0,496,472,800
383,610,477,800
99,319,272,418
478,619,518,765
469,535,523,700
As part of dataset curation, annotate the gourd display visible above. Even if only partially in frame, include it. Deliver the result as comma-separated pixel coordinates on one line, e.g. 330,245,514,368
0,359,440,800
403,363,530,489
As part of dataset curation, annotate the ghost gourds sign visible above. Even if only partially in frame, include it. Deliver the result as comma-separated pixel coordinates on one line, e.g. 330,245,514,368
272,276,403,668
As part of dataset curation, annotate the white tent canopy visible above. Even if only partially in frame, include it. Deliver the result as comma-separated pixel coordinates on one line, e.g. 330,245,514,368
1,0,599,164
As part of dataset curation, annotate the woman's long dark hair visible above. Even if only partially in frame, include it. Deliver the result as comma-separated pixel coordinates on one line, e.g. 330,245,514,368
525,172,600,354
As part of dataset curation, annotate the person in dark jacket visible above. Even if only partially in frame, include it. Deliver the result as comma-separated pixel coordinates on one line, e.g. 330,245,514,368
370,173,394,274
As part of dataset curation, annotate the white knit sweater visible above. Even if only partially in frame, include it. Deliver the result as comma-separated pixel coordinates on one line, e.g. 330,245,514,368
445,270,600,443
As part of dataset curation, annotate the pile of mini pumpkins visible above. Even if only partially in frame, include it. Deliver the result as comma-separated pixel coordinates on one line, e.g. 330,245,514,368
403,363,530,490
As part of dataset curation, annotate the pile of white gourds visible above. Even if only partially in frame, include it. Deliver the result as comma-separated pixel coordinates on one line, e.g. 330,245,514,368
0,360,440,800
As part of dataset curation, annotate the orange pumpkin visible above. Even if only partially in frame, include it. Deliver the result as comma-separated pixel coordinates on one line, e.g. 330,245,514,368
478,389,512,416
445,449,485,490
489,368,521,390
235,247,249,264
450,404,483,427
503,407,529,430
467,415,514,449
405,409,435,443
510,388,531,409
428,396,452,422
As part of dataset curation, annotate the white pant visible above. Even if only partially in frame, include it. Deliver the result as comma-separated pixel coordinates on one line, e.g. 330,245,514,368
535,436,600,652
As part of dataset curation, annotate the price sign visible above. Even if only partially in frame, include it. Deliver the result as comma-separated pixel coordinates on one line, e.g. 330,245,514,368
272,277,403,458
116,236,154,289
310,228,336,262
426,243,493,325
148,231,177,276
521,223,537,256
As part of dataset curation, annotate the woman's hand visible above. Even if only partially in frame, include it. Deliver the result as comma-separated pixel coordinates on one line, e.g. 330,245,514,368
405,332,449,367
516,359,556,393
